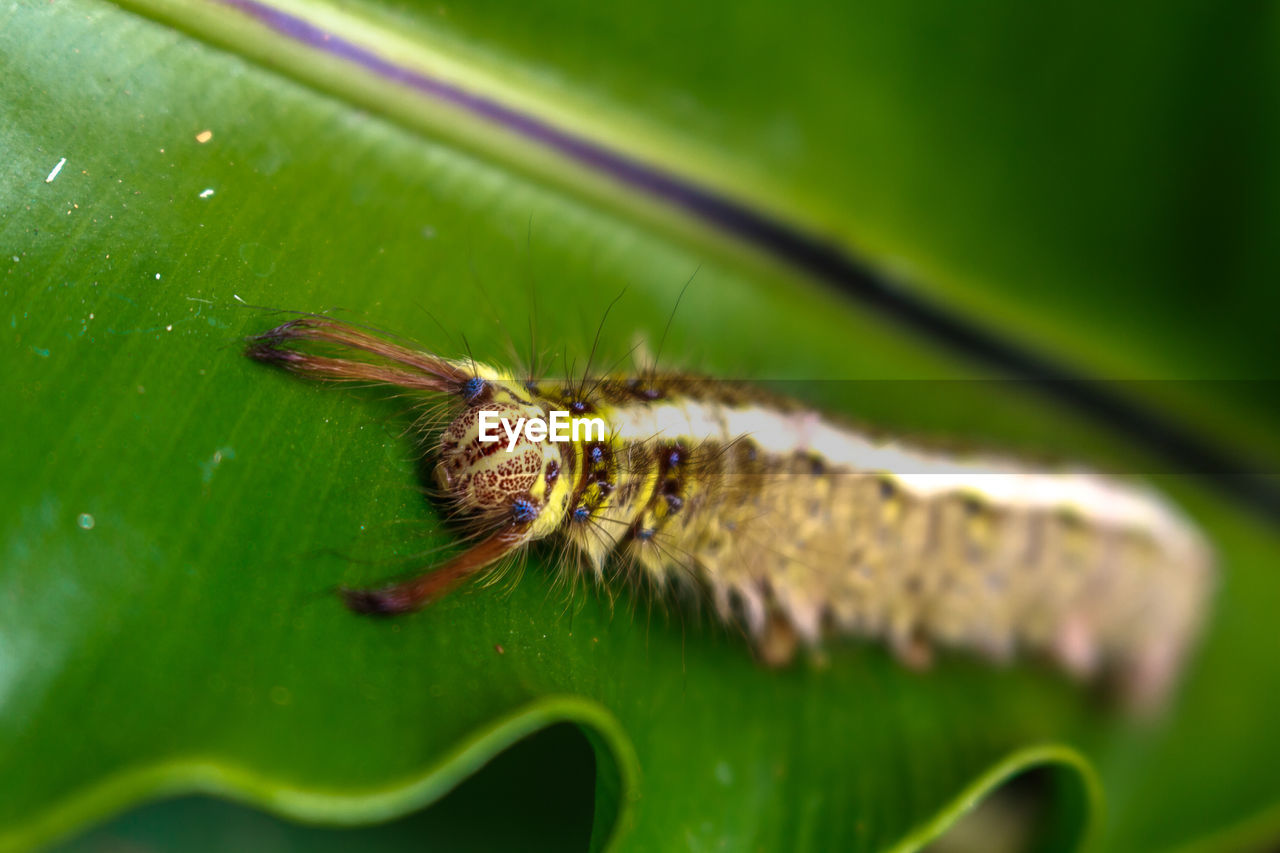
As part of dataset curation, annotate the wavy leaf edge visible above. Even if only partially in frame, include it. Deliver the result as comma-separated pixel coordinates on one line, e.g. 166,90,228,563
5,690,1106,853
1,695,636,852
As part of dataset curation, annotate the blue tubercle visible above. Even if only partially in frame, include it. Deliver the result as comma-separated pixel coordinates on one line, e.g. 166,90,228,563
511,498,538,523
463,376,486,401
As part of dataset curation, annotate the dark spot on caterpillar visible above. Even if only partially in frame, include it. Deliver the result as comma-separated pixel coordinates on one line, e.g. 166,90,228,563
878,477,897,500
665,494,684,513
808,455,826,475
568,399,590,414
726,588,748,622
572,505,590,522
511,498,537,524
661,478,680,495
597,480,614,497
635,527,655,541
462,376,487,402
665,444,684,468
961,494,986,517
545,460,560,487
624,378,663,401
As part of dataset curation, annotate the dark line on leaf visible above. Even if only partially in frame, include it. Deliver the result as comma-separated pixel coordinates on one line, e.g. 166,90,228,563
216,0,1280,523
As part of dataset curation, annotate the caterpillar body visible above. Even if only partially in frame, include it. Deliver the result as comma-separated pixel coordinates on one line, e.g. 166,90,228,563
247,316,1214,709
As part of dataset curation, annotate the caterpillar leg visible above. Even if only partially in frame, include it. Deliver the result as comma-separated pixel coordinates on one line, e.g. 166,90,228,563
755,613,800,667
341,529,526,615
891,633,935,670
246,317,470,392
1052,611,1101,679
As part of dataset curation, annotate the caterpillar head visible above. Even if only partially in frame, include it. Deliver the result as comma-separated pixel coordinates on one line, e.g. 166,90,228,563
434,386,569,537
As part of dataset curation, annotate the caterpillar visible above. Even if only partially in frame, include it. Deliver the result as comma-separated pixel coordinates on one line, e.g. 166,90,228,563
246,315,1214,710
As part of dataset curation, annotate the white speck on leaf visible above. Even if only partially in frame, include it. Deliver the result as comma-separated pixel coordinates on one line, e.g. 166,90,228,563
45,158,67,183
199,188,215,199
200,446,236,484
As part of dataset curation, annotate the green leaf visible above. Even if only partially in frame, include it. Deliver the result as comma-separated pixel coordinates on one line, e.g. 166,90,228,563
3,0,1278,851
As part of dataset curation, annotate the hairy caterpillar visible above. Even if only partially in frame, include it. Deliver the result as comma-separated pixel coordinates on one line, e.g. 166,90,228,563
246,315,1214,709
